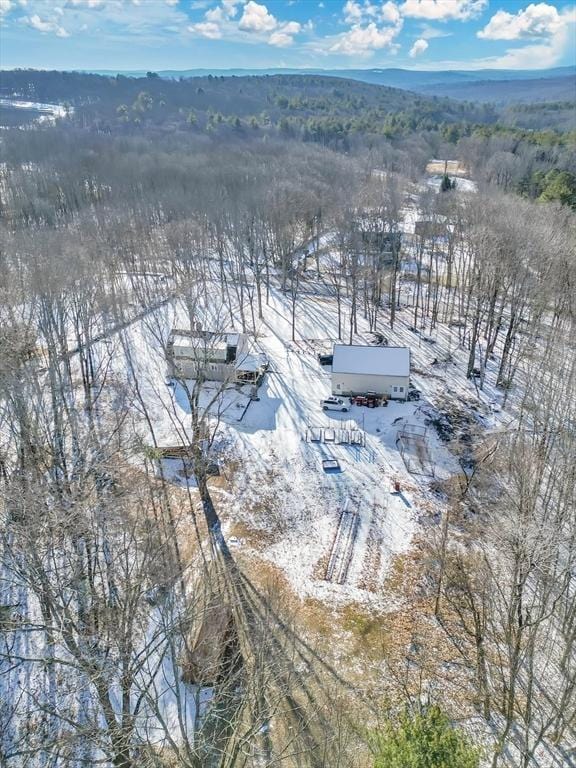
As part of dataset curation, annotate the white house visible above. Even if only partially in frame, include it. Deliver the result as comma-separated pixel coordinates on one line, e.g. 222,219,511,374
167,329,265,384
331,344,410,400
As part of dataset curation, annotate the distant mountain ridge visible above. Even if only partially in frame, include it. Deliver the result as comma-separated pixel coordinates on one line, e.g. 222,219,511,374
82,66,575,84
422,75,576,104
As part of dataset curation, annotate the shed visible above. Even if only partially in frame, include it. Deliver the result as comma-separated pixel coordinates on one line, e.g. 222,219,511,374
331,344,410,400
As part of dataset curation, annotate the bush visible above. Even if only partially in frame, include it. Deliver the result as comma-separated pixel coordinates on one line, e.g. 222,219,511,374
371,706,480,768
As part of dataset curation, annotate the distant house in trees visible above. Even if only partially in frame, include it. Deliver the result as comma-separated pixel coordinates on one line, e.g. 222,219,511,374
331,344,410,400
167,328,266,383
414,219,449,239
425,159,468,177
354,213,402,258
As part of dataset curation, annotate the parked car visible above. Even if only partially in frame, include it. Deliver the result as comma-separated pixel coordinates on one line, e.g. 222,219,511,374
318,353,333,366
321,396,348,412
407,388,421,401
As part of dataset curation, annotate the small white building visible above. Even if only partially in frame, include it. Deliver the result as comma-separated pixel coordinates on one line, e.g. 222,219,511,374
331,344,410,400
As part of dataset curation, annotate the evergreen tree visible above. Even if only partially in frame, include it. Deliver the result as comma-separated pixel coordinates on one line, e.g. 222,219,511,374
371,706,480,768
539,169,576,208
440,174,453,192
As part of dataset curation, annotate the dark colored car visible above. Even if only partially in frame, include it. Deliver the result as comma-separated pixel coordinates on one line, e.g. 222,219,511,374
318,354,333,366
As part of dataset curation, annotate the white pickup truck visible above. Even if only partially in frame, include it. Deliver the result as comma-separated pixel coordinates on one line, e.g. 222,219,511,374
321,396,349,412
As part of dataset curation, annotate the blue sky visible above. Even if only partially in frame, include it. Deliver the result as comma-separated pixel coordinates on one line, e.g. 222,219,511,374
1,0,575,71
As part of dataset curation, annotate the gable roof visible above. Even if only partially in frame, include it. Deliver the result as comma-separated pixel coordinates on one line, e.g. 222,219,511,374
170,329,242,350
332,344,410,378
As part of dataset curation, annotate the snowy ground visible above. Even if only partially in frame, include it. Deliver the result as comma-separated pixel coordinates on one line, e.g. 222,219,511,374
85,266,507,614
0,98,71,125
12,161,513,623
13,173,511,618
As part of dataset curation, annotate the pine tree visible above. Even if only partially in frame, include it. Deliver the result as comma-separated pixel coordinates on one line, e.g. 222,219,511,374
371,706,480,768
440,174,453,192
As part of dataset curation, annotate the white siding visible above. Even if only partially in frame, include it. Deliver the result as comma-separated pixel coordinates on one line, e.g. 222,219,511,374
172,344,227,362
234,335,249,358
172,359,233,381
331,372,409,399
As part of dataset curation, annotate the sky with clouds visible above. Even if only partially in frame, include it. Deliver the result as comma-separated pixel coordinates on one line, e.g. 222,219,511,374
1,0,575,71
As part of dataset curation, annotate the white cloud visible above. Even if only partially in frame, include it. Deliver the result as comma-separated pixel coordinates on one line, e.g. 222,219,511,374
205,5,223,22
222,0,242,18
0,0,12,15
13,0,191,42
478,3,565,41
400,0,487,21
269,30,293,46
418,22,452,38
188,19,221,38
204,0,239,22
427,5,575,70
343,1,365,23
344,0,401,24
482,40,562,68
343,0,380,24
188,0,304,46
381,1,401,24
238,1,277,32
484,21,573,68
25,12,69,35
330,20,401,56
474,4,576,69
269,19,301,45
328,1,403,57
409,37,428,56
67,0,105,7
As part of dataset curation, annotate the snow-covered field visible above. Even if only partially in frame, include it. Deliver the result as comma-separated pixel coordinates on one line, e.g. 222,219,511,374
0,99,70,125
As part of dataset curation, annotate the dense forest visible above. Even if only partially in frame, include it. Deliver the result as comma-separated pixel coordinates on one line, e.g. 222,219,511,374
2,69,575,208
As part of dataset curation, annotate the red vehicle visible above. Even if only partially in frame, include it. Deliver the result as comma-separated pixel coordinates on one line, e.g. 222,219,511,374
351,392,381,408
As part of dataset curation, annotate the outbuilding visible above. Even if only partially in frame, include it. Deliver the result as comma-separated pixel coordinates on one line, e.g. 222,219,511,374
331,344,410,400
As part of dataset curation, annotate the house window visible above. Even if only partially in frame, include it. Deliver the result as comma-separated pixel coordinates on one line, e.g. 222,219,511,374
336,383,341,390
393,386,398,392
399,386,404,392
